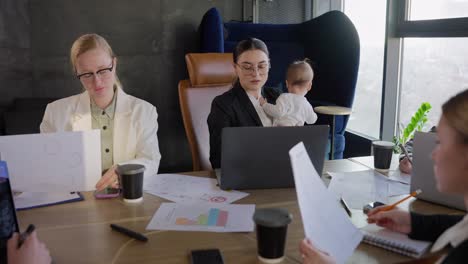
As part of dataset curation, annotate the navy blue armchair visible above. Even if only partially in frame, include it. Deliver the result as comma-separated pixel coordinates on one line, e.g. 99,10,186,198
199,8,360,159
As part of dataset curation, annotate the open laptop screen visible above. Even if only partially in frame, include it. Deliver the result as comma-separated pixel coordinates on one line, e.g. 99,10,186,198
0,160,19,262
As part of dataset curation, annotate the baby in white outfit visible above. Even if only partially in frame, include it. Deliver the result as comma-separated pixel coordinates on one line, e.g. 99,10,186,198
260,59,317,126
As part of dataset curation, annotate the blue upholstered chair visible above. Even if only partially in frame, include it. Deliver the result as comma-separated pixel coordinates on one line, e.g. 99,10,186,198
199,8,360,159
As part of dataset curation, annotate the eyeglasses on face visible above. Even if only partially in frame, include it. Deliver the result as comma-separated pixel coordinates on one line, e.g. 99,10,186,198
236,62,270,75
76,61,114,81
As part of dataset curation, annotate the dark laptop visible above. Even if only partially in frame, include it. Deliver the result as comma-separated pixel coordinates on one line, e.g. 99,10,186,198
411,132,466,211
216,125,329,190
0,160,20,263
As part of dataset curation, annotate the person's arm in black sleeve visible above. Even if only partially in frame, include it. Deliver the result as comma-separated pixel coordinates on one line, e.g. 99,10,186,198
408,213,464,242
207,98,232,169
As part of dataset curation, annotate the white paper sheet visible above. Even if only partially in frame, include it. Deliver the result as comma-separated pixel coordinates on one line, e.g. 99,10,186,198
386,170,412,185
327,170,410,209
144,174,248,204
14,192,82,210
146,203,255,232
349,156,411,184
328,170,389,209
289,142,363,264
0,130,101,192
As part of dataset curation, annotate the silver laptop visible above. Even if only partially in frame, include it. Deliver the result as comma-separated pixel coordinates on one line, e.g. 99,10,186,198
216,125,329,190
411,132,466,211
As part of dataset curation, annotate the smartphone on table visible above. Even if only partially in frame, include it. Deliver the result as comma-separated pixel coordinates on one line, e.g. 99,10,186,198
190,248,224,264
94,188,120,199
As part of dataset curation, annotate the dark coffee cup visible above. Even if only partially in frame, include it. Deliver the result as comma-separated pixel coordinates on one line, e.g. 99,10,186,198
253,208,292,263
372,141,394,170
116,164,145,203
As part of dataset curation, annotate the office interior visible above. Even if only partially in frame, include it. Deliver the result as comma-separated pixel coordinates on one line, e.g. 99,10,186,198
2,0,466,171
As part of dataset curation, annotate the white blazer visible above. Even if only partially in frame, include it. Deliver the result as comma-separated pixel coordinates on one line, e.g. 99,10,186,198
40,88,161,177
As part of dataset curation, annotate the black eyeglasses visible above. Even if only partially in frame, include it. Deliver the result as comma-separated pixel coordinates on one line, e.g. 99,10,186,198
236,62,270,75
76,61,114,81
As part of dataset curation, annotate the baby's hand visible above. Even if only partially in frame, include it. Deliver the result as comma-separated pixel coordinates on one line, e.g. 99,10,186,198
259,97,266,106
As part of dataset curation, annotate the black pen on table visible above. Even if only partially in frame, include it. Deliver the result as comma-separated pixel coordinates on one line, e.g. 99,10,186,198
110,224,148,242
340,197,352,217
17,224,35,249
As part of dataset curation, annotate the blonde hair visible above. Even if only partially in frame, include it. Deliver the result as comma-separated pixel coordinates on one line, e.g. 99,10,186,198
286,59,314,86
70,33,122,89
442,89,468,143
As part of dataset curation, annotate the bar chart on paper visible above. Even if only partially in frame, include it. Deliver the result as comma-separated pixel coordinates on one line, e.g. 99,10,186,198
175,208,229,227
146,203,255,232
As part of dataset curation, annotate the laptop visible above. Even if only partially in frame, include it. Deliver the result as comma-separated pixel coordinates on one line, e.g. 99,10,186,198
411,132,466,211
216,125,329,190
0,160,20,263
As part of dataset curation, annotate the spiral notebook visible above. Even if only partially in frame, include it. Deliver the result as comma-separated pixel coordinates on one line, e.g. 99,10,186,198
361,224,431,258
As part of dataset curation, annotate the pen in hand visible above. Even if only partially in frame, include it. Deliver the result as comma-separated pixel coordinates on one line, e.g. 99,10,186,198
110,224,148,242
17,224,35,249
399,144,413,165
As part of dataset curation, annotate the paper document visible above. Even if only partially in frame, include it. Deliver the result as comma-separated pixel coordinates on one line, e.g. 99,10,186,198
144,174,248,204
14,192,83,210
328,170,389,209
328,170,410,209
349,156,411,184
146,203,255,232
0,130,101,192
289,142,363,264
386,170,411,185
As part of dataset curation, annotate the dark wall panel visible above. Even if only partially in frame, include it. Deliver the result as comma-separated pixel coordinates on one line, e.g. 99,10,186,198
28,0,243,172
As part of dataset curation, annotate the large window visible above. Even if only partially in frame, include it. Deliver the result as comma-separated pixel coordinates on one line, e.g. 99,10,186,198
398,1,468,131
399,38,468,129
344,0,386,138
410,0,468,21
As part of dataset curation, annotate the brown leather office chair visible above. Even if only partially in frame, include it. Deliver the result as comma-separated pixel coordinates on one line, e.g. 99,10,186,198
179,53,235,171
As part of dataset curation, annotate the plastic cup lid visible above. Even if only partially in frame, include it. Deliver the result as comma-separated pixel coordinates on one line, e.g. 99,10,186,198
253,208,292,228
117,164,145,175
372,141,394,149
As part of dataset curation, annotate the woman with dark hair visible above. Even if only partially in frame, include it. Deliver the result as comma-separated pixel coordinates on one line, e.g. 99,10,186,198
207,38,279,169
300,89,468,264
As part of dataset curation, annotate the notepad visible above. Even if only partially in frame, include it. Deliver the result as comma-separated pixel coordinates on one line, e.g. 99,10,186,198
361,224,431,258
13,192,84,210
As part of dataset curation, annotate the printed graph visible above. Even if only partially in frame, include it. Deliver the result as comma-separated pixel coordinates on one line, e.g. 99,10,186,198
175,208,228,227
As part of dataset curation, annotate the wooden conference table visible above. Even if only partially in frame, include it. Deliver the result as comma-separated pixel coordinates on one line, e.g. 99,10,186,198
16,158,463,264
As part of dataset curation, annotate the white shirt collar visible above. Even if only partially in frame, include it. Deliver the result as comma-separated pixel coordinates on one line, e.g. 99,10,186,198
247,94,272,127
431,214,468,252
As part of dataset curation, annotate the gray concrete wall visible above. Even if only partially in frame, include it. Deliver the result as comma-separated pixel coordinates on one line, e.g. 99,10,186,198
0,0,31,105
29,0,243,172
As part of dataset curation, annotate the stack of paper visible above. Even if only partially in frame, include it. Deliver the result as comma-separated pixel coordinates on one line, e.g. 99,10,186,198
145,174,254,232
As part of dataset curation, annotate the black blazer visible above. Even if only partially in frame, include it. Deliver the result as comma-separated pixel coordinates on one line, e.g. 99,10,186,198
409,213,467,263
207,82,281,169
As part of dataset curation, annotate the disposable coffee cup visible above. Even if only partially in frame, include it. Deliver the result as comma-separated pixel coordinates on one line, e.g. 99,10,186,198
372,141,394,171
253,208,292,263
116,164,145,203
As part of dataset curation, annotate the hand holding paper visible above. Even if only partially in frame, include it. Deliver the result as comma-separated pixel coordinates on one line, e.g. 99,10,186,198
289,142,363,264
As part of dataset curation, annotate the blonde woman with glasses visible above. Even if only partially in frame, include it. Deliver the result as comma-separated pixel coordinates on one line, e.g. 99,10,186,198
40,33,161,191
207,38,280,169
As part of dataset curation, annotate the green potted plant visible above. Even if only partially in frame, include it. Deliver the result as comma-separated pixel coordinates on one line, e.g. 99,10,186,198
393,102,432,153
